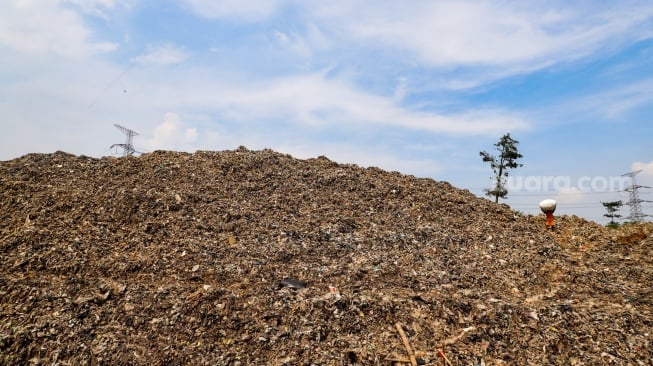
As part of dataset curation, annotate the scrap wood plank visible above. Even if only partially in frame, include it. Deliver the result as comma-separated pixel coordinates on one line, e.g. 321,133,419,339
395,323,417,366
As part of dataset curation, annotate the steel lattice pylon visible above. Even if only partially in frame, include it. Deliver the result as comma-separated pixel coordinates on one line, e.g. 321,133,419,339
622,170,651,222
111,124,139,156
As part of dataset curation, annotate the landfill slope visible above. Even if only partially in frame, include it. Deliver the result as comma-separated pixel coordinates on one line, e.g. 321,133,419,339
1,148,651,365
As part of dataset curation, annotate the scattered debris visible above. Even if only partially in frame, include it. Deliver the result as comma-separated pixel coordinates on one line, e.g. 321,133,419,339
0,149,651,364
278,278,307,289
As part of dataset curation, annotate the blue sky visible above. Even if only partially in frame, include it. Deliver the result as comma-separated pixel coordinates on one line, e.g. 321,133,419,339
1,0,652,224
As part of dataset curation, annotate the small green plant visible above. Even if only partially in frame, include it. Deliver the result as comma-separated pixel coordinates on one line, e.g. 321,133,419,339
602,200,623,227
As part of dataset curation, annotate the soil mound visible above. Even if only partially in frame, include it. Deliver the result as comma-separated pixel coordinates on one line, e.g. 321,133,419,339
1,148,651,365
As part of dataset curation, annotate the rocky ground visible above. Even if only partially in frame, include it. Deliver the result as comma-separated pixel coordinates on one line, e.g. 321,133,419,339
1,148,651,365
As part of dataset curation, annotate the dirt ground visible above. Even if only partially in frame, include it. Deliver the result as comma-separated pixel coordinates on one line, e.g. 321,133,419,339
1,148,651,365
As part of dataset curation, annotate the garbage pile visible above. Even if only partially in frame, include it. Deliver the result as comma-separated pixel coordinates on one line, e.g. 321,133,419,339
1,148,651,365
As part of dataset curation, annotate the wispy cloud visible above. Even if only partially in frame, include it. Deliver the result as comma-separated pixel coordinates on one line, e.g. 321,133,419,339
632,160,653,176
181,0,287,21
568,77,653,120
64,0,131,20
318,2,653,90
158,70,530,135
176,1,653,95
0,1,118,57
132,44,190,66
185,2,651,64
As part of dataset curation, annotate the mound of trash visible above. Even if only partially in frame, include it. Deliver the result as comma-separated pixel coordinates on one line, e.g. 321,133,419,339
1,148,651,365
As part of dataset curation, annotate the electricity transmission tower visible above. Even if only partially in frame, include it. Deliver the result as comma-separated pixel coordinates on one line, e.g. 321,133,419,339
111,124,139,156
622,170,651,222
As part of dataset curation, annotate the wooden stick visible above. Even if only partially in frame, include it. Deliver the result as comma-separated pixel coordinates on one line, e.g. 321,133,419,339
438,349,453,366
384,356,412,363
395,323,417,366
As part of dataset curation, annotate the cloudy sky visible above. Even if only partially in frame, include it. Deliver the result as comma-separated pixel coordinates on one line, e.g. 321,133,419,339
1,0,652,224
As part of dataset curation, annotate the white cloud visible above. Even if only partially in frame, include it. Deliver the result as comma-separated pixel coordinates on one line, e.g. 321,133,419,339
273,30,311,57
139,113,199,152
121,67,527,135
270,23,331,60
182,71,529,135
178,1,653,89
132,44,190,66
63,0,129,20
313,1,653,69
182,0,287,21
0,1,118,57
184,127,198,143
632,160,653,176
348,2,560,65
600,80,653,119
